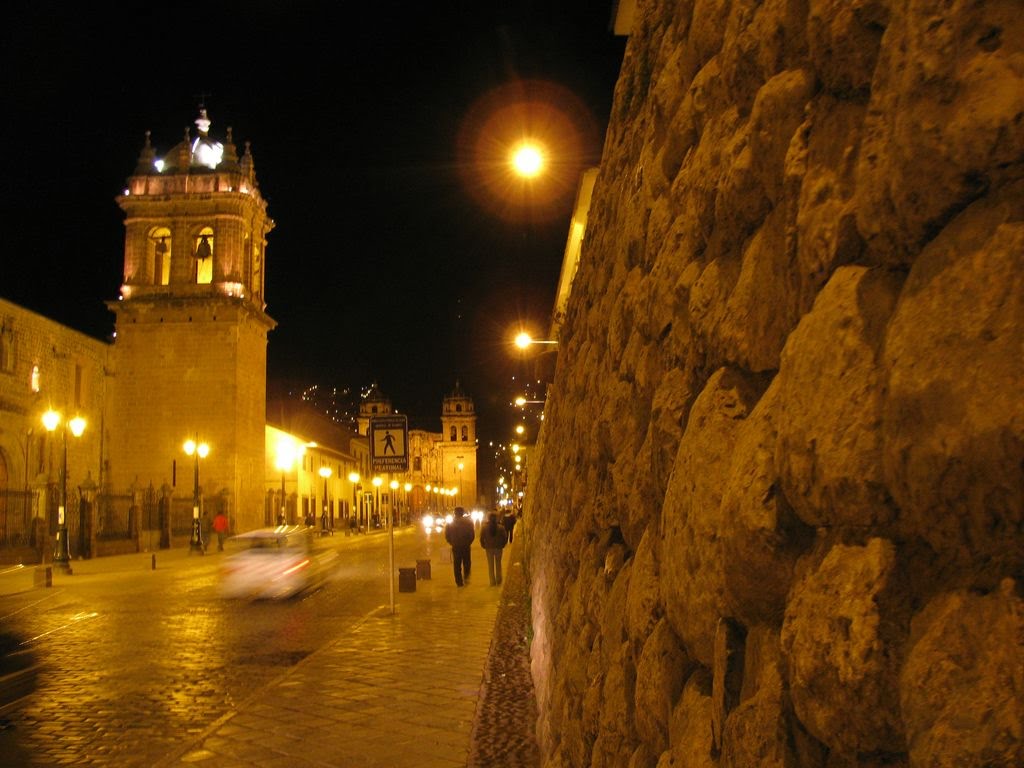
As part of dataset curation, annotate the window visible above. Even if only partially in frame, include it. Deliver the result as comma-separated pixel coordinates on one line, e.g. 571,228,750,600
462,426,468,441
450,426,456,441
150,227,171,285
30,364,40,393
195,228,214,284
74,364,84,409
456,404,462,413
0,318,12,374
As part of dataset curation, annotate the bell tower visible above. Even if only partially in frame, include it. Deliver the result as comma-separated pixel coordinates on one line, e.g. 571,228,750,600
107,107,275,532
440,382,477,507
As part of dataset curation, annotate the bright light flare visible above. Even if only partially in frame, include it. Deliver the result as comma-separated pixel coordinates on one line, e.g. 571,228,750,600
456,79,600,222
511,143,544,177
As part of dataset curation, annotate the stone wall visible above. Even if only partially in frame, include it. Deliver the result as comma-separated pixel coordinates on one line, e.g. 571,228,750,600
523,2,1022,766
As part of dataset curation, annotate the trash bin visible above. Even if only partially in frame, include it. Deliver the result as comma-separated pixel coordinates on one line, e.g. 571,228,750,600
416,559,431,580
398,567,416,593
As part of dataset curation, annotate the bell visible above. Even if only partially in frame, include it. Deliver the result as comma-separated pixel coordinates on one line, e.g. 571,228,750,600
195,235,212,260
155,237,168,256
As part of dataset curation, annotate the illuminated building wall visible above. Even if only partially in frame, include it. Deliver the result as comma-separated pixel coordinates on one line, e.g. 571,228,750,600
106,109,275,533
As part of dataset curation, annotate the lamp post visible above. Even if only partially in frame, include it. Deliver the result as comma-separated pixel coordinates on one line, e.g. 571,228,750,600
403,483,412,525
389,480,399,527
42,409,85,573
183,436,209,554
319,466,332,534
275,437,303,526
372,476,383,529
348,471,360,532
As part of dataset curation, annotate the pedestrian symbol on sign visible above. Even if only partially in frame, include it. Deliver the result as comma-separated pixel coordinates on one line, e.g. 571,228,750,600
370,416,409,472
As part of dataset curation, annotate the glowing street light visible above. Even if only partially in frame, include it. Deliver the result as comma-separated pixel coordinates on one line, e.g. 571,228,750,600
348,471,361,532
514,396,545,406
511,142,545,178
514,331,558,350
42,409,86,573
183,436,210,554
275,437,305,526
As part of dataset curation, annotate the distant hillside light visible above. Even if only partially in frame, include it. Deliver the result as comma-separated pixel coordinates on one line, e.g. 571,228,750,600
511,142,544,177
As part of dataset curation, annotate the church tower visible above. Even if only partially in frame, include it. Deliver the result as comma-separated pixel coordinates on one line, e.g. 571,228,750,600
440,382,477,508
357,383,393,436
107,107,275,531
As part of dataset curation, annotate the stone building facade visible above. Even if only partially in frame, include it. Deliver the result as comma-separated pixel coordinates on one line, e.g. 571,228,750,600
0,300,108,556
524,2,1022,767
107,109,275,533
357,383,479,514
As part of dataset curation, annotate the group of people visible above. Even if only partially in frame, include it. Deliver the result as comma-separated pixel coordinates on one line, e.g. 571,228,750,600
443,507,517,587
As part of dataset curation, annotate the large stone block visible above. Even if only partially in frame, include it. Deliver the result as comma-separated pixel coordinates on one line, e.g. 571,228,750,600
882,180,1024,578
899,578,1024,767
635,618,693,755
721,378,813,626
781,538,908,754
775,265,904,529
855,0,1024,264
720,626,799,768
625,528,664,657
661,367,768,666
660,668,716,768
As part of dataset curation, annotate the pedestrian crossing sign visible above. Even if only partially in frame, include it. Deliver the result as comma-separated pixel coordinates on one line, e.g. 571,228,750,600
370,415,409,472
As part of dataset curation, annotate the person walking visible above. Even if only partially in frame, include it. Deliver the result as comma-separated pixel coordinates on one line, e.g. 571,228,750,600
480,511,508,586
212,511,230,551
502,509,517,543
444,507,475,587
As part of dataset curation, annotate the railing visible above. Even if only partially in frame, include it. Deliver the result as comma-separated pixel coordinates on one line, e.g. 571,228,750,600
0,490,37,548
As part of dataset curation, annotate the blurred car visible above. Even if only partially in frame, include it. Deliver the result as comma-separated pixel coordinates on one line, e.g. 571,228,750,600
0,631,38,714
421,513,452,535
219,525,338,599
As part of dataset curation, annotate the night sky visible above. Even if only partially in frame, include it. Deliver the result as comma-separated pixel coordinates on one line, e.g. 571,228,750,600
1,1,626,441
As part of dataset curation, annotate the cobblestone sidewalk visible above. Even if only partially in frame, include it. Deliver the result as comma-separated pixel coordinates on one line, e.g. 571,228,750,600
468,536,540,767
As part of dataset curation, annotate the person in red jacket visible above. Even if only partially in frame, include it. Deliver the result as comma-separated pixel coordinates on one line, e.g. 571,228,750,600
212,511,230,552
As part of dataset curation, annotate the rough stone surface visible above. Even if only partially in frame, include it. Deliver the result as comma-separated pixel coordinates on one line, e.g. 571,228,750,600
523,0,1024,764
635,618,692,756
899,579,1024,767
781,538,909,755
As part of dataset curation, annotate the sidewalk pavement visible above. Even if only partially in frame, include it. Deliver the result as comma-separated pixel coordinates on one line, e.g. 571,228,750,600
1,529,539,767
150,532,536,768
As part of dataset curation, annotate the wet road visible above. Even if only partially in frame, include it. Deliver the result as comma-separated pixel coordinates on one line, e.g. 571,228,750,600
0,527,436,767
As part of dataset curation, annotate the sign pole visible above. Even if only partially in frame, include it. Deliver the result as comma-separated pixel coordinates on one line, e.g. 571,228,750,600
369,415,409,615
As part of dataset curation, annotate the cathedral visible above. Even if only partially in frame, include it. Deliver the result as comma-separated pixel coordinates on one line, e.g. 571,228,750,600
0,108,477,562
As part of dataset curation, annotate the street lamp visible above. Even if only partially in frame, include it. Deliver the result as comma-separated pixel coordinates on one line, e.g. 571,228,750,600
514,396,545,406
319,466,332,534
275,437,303,526
42,409,85,573
183,436,209,554
372,476,383,529
389,479,399,527
514,332,558,350
348,471,361,532
511,141,545,178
